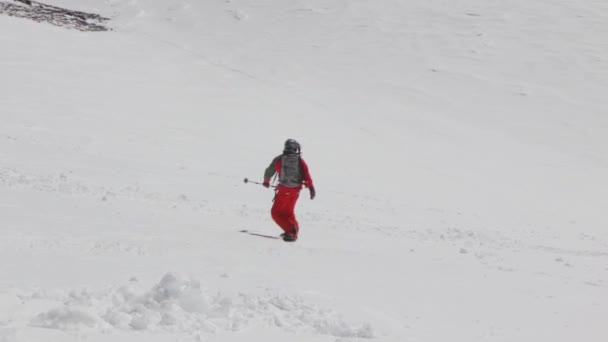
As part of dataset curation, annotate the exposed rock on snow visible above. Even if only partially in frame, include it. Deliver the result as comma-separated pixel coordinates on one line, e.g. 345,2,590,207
0,0,109,31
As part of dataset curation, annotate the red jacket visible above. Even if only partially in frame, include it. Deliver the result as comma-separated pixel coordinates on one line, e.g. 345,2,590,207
264,155,314,190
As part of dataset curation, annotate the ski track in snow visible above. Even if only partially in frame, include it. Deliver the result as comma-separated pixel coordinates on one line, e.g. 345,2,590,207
0,166,210,212
1,164,607,283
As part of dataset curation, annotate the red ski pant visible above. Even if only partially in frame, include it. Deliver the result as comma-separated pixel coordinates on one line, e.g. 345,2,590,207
271,187,300,235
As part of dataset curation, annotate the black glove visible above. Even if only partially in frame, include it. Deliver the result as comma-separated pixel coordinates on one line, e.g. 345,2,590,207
262,181,270,188
309,186,316,200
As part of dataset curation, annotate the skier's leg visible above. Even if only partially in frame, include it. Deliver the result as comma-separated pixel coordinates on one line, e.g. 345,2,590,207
284,190,300,237
271,190,292,233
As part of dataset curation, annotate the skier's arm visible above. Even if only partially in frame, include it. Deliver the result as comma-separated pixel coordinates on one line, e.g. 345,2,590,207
263,156,281,184
300,158,314,188
300,158,316,199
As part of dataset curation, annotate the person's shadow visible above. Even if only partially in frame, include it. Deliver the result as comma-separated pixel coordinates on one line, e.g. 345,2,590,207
239,230,280,240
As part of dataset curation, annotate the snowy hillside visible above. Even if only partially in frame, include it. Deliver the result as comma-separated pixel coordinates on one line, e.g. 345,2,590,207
1,0,607,341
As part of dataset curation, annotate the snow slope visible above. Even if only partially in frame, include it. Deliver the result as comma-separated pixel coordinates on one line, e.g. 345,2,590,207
1,0,607,341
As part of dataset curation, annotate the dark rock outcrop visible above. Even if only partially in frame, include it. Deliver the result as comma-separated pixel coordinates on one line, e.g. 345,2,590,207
0,0,109,31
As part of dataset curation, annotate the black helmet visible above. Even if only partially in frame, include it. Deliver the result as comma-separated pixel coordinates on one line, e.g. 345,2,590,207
283,139,301,154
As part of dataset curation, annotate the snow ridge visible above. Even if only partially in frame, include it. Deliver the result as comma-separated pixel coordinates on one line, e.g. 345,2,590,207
27,273,374,339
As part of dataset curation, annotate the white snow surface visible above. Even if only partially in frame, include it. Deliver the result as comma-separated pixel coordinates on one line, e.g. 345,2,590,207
1,0,607,341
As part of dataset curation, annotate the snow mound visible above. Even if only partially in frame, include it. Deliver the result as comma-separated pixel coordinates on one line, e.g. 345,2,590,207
31,307,99,330
28,273,374,338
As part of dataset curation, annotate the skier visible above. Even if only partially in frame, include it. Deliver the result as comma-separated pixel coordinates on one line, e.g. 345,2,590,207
263,139,315,241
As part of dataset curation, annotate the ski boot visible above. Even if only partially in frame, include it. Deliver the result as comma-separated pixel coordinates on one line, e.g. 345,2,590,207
282,225,299,242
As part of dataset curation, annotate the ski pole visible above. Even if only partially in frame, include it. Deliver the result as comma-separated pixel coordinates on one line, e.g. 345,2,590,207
243,178,276,188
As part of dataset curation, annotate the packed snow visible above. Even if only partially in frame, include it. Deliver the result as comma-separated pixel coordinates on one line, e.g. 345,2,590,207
1,0,607,341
